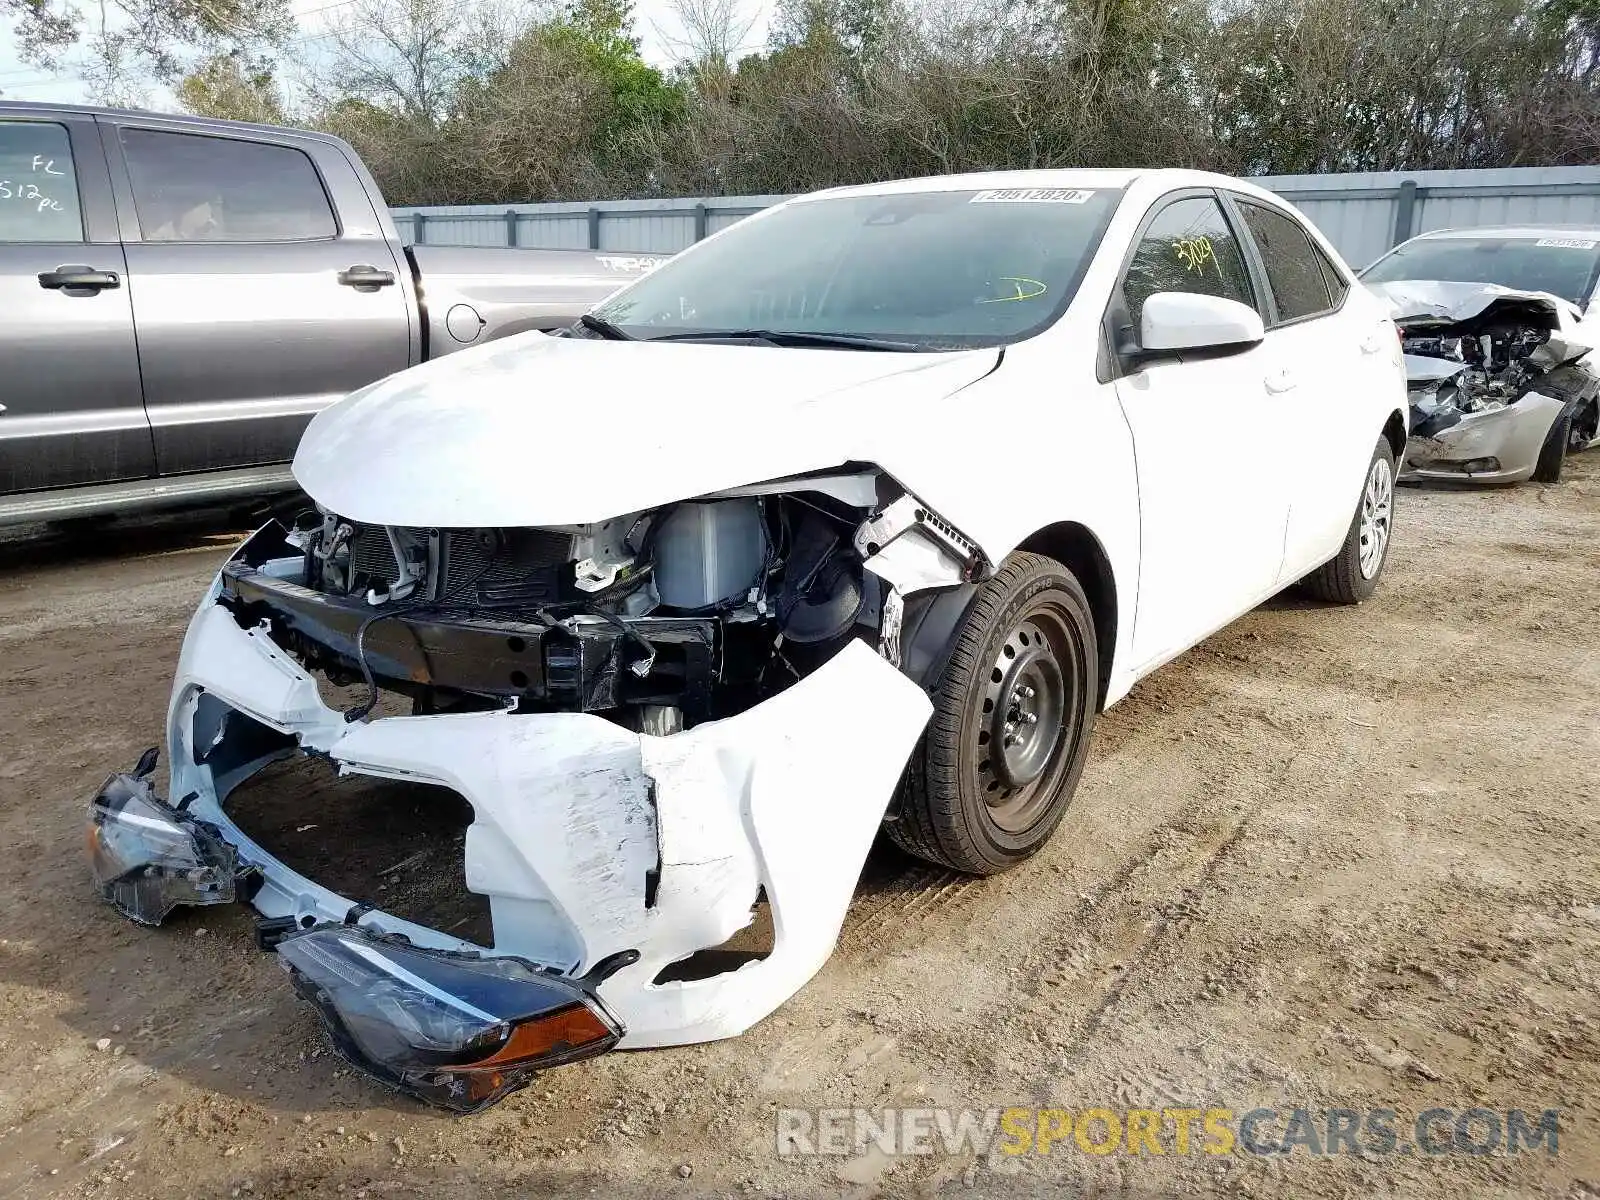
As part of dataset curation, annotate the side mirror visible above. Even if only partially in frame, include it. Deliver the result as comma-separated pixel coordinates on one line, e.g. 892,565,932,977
1137,291,1264,356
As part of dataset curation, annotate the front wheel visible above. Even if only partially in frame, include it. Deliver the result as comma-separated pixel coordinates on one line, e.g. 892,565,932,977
1300,437,1396,605
1532,410,1571,483
888,553,1098,876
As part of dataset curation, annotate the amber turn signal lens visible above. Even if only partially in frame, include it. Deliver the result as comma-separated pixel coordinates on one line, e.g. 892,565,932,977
474,1004,614,1067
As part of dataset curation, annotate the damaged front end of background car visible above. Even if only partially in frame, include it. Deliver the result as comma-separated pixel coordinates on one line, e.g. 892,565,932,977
1368,280,1600,483
87,456,991,1112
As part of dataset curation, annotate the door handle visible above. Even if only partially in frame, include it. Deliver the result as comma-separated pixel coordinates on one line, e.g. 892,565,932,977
1263,369,1298,394
338,265,396,290
38,266,120,291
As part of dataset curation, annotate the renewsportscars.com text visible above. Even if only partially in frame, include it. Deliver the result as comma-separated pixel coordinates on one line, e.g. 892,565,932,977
775,1106,1561,1158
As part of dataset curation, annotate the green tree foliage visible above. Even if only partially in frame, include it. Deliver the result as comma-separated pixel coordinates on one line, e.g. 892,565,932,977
177,53,287,124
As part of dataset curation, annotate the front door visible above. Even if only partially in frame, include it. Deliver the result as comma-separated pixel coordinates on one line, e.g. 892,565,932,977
1109,193,1291,669
0,113,152,495
103,120,412,475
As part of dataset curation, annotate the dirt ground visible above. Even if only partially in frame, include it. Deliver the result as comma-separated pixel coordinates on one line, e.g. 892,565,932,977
2,456,1598,1200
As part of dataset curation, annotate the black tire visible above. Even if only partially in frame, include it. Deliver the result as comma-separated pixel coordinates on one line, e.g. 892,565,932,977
888,552,1098,875
1301,437,1396,605
1532,411,1571,483
1571,399,1599,453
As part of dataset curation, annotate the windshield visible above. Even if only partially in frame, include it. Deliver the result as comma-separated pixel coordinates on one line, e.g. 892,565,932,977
590,186,1123,350
1361,236,1600,306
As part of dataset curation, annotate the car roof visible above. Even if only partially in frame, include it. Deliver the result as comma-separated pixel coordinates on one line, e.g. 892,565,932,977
1407,224,1600,242
0,97,331,142
795,168,1290,205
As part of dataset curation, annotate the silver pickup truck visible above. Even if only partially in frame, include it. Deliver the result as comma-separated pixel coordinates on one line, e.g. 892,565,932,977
0,103,659,525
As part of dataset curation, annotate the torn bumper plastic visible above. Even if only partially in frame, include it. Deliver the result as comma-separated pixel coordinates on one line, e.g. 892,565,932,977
1401,389,1568,483
146,536,932,1073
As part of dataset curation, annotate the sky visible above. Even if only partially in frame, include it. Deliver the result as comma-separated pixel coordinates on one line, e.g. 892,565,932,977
0,0,772,109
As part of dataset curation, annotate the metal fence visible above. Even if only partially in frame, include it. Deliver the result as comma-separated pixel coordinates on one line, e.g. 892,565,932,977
391,166,1600,268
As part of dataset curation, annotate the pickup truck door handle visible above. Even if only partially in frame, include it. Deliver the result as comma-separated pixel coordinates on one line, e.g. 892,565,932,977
338,265,396,290
38,266,120,292
1263,368,1299,394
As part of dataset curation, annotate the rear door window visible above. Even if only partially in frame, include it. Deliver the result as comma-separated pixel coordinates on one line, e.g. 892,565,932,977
1237,201,1334,323
1121,195,1256,325
120,128,337,242
0,121,83,242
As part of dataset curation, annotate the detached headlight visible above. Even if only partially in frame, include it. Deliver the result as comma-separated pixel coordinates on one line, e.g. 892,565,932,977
277,926,623,1113
87,755,236,926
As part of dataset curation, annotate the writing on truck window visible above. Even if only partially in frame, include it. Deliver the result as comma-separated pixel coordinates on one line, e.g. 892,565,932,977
0,121,83,243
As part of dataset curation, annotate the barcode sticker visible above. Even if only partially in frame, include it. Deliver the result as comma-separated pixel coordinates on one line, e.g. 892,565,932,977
970,188,1095,204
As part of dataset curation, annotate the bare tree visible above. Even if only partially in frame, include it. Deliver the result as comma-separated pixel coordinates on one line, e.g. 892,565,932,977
4,0,293,100
655,0,759,69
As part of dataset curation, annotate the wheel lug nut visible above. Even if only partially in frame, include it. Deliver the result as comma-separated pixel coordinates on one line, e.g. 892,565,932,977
1021,711,1038,725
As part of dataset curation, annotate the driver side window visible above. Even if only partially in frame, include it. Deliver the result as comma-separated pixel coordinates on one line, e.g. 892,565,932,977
1122,196,1255,326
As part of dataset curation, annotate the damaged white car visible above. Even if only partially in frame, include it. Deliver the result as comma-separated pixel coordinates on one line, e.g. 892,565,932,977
1362,228,1600,483
88,170,1408,1113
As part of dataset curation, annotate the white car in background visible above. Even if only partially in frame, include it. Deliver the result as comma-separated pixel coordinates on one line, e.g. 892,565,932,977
1362,227,1600,482
90,170,1409,1112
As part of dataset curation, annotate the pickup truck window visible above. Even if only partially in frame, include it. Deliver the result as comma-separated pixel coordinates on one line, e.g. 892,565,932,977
0,121,83,243
121,128,337,243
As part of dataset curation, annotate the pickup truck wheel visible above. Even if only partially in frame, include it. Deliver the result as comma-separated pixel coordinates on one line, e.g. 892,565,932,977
1300,437,1395,605
889,553,1098,876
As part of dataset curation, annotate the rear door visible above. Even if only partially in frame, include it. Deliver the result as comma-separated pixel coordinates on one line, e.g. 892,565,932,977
101,118,413,475
1108,191,1292,669
1227,196,1383,580
0,112,152,495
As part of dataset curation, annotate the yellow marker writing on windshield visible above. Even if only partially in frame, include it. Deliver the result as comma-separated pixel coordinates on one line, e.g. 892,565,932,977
980,276,1048,304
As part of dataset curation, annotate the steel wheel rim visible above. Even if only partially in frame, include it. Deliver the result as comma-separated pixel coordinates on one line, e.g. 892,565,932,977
973,608,1079,835
1358,456,1393,580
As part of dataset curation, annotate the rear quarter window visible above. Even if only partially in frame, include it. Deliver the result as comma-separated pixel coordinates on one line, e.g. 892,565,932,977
1237,201,1334,323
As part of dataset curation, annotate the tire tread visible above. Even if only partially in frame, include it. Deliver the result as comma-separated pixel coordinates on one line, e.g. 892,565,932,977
887,552,1091,875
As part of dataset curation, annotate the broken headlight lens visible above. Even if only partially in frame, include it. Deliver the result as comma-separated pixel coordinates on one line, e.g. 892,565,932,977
87,767,237,926
276,926,622,1113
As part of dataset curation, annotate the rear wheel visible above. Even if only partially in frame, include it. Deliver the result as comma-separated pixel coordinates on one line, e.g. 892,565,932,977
888,553,1098,876
1300,437,1395,605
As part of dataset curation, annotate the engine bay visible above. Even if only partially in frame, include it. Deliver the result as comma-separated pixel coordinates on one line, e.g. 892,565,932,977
219,476,985,733
1394,296,1592,437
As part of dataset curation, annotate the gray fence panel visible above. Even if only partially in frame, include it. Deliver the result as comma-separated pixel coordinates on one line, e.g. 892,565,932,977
391,170,1600,267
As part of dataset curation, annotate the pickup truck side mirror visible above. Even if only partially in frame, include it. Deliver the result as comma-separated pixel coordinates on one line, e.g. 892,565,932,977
1138,291,1265,356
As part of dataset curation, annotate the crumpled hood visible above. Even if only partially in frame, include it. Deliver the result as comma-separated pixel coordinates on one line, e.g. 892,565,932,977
1365,279,1585,328
294,332,998,526
1367,279,1595,383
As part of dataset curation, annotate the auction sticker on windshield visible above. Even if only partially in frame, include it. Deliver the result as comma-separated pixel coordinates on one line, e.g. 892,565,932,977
970,188,1095,204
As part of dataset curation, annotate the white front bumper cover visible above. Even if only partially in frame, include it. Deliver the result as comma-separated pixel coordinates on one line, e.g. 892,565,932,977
163,545,933,1053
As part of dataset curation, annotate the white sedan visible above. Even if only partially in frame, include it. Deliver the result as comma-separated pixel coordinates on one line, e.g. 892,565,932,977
89,169,1409,1111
